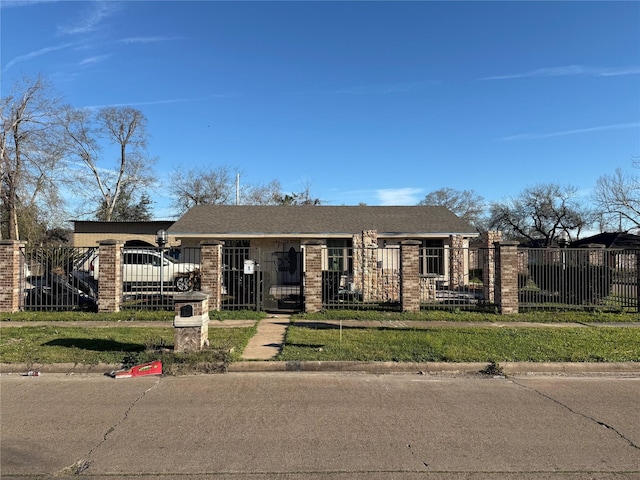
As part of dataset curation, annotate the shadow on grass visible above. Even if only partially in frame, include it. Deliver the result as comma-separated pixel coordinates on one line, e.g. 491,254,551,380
43,338,145,352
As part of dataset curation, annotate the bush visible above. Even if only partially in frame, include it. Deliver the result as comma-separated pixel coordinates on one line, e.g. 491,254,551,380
526,263,613,305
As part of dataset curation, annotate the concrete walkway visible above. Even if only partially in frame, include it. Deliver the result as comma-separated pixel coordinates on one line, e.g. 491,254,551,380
240,314,291,360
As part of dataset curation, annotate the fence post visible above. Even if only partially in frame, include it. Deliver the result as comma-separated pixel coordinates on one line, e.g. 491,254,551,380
482,231,502,304
495,241,519,314
200,240,224,311
97,240,123,313
0,240,26,312
303,241,323,313
353,230,378,302
400,240,421,312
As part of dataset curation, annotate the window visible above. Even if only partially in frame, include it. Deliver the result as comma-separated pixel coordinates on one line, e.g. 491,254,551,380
420,239,444,276
326,239,352,272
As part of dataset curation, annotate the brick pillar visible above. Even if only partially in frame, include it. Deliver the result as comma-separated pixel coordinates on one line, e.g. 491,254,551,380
400,240,421,312
495,241,519,314
481,231,502,304
304,241,323,313
200,240,224,311
0,240,26,312
96,240,123,313
448,235,465,290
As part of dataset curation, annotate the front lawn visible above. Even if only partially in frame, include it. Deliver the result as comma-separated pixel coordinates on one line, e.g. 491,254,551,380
0,326,256,366
278,325,640,362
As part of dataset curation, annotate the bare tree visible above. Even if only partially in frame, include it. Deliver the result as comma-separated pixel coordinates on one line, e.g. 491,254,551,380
489,183,593,245
592,167,640,232
63,106,155,221
171,166,235,214
242,179,284,205
418,187,486,229
1,76,67,242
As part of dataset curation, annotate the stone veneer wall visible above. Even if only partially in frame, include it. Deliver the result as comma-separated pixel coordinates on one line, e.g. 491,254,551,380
448,235,465,290
0,241,25,312
481,231,502,304
97,240,123,313
352,230,378,302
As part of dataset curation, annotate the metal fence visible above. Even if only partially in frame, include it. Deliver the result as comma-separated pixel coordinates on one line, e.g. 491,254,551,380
20,246,99,311
322,246,401,310
420,247,488,310
120,246,202,310
519,248,639,312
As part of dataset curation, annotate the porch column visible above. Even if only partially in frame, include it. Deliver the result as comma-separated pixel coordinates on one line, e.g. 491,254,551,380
200,240,224,311
0,240,26,312
495,241,519,314
304,241,323,313
353,230,378,302
97,240,123,313
400,240,421,312
448,235,465,290
481,231,502,304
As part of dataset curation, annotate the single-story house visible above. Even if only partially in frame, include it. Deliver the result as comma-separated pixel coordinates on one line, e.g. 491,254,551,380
569,232,640,249
169,205,479,306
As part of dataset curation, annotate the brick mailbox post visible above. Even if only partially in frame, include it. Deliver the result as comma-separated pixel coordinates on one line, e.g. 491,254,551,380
173,292,210,352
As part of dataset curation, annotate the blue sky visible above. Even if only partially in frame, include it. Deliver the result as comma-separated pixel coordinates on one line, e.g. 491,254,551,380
2,0,639,219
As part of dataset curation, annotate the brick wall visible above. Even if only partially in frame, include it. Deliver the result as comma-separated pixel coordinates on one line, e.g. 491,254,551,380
97,240,123,313
400,240,421,312
200,240,224,311
303,242,323,313
0,241,25,312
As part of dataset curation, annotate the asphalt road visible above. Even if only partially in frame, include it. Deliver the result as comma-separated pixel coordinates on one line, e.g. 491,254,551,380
1,372,639,480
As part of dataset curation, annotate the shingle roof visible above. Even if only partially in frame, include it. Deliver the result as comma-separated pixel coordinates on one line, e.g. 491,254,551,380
168,205,477,237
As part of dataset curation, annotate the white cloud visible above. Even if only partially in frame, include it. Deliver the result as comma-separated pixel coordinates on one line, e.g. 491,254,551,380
3,42,77,72
119,36,183,45
376,188,423,206
481,65,640,81
57,1,121,36
498,122,640,142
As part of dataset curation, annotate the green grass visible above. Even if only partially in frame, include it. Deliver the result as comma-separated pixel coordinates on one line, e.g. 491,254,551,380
292,309,640,323
0,325,256,366
1,309,267,323
278,325,640,362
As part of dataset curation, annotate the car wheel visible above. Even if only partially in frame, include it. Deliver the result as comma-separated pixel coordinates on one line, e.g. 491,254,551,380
175,276,191,292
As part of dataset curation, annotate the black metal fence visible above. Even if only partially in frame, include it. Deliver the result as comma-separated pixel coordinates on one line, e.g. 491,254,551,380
120,246,202,310
419,247,487,310
20,246,99,311
519,248,638,312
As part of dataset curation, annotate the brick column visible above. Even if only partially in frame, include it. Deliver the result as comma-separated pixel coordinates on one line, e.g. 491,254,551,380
481,231,502,304
200,240,224,311
97,240,123,313
0,240,26,312
495,241,519,314
448,235,465,290
400,240,421,312
303,241,323,313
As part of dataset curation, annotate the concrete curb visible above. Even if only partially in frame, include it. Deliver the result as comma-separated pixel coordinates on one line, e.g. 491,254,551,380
2,361,638,376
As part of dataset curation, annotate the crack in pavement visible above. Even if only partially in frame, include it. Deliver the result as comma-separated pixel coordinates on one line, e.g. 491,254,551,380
55,377,163,476
511,378,640,450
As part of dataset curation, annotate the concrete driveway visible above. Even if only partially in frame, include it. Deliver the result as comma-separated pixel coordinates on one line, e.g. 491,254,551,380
1,372,639,479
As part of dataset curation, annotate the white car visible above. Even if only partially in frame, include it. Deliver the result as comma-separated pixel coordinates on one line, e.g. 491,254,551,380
90,249,200,292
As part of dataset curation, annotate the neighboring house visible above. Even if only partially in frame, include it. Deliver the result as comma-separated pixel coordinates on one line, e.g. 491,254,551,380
569,232,640,249
73,221,176,247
